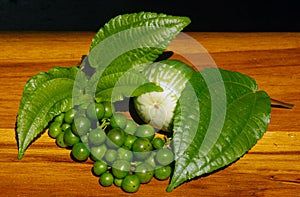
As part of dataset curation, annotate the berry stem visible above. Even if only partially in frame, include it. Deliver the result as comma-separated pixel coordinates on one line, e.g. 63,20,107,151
99,119,110,129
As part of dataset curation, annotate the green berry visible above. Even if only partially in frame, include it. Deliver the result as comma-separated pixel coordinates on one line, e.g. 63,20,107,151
63,128,80,147
154,165,172,180
117,147,133,161
124,119,137,135
95,102,105,120
152,137,165,149
71,142,90,161
106,128,126,148
121,174,140,193
110,113,127,129
155,148,174,166
90,144,107,161
135,162,154,184
54,113,65,124
73,116,91,136
64,109,77,124
132,137,153,161
56,132,67,148
93,160,108,176
144,152,157,168
89,127,106,146
99,172,114,187
61,123,71,131
103,102,115,118
48,121,62,139
104,149,117,164
114,178,123,187
87,102,105,120
123,135,137,150
135,124,155,141
111,159,131,179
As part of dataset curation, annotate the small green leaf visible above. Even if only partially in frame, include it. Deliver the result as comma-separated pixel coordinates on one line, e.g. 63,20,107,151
167,68,271,191
16,66,78,159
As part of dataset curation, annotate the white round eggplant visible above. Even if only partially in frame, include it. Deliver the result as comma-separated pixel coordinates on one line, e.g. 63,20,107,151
134,60,195,131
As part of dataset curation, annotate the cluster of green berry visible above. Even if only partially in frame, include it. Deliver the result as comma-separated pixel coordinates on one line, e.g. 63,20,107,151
47,101,174,193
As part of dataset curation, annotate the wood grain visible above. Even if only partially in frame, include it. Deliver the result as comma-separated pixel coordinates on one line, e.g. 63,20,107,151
0,32,299,196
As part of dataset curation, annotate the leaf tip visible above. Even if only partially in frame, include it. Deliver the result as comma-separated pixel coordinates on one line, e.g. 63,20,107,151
17,151,24,160
166,186,174,192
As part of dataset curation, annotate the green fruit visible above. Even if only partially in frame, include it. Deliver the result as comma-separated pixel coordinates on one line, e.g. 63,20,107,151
71,142,90,161
124,119,137,135
121,174,140,193
56,132,67,148
73,116,91,136
117,147,133,161
99,172,114,187
87,102,105,120
90,144,107,161
135,162,154,184
144,152,157,168
114,178,123,187
103,102,115,118
155,148,174,166
104,149,117,164
110,113,127,129
64,109,77,124
123,135,137,150
89,127,106,146
154,165,172,180
106,128,126,148
132,137,153,160
111,159,131,179
93,160,108,176
54,113,65,124
63,128,80,146
61,123,71,131
152,137,165,149
48,121,62,139
135,124,155,141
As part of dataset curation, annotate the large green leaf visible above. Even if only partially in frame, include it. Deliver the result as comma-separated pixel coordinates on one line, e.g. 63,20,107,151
16,66,78,159
167,68,271,191
86,12,190,104
90,12,190,51
88,12,190,69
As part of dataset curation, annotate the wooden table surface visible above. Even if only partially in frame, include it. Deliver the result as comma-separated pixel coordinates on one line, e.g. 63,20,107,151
0,32,299,196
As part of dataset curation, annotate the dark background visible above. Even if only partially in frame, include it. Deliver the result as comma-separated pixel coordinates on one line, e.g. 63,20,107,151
0,0,299,32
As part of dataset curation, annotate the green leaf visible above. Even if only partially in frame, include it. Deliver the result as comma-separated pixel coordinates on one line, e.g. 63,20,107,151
167,68,271,191
88,12,190,68
90,12,190,52
87,12,190,103
94,69,163,102
16,66,78,159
